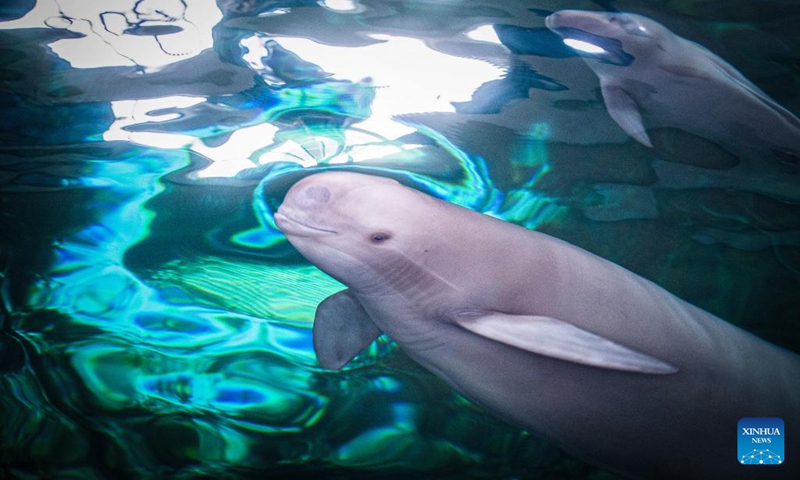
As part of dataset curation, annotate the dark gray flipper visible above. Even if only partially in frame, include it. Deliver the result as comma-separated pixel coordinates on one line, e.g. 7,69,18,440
313,289,383,370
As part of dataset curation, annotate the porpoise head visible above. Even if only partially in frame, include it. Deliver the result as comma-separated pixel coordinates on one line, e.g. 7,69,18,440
274,172,443,294
546,10,668,67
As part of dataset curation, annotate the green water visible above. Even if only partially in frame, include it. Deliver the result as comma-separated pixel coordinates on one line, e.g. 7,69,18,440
1,0,798,478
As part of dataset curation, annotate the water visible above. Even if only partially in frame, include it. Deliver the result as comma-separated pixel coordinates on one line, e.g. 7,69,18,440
1,0,798,478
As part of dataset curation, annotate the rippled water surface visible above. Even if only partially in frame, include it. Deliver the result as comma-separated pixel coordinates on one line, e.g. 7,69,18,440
1,0,799,478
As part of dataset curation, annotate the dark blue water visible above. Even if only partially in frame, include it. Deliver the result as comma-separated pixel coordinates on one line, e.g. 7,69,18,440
1,0,798,478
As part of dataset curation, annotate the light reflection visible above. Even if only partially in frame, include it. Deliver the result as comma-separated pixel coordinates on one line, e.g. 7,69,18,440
104,96,207,148
0,0,222,71
272,34,504,139
319,0,363,13
240,35,286,86
100,86,425,178
90,30,504,179
563,38,607,55
22,149,331,434
192,123,280,178
150,256,344,327
257,8,291,18
466,25,502,45
258,135,340,168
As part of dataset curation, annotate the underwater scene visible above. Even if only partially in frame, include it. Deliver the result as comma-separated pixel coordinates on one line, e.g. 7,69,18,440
1,0,799,478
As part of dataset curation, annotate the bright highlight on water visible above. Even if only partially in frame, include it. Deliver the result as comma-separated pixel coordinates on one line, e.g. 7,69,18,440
562,38,607,54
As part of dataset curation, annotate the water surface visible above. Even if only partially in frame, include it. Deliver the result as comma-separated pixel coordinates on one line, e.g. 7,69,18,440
1,0,799,478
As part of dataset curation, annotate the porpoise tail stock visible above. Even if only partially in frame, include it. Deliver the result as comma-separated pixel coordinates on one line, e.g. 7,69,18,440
275,171,800,479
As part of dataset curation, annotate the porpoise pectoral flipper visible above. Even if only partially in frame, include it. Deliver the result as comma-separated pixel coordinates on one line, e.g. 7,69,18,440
600,81,652,147
313,289,383,370
452,311,677,374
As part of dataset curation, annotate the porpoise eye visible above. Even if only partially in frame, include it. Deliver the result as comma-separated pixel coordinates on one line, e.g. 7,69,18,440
370,232,390,243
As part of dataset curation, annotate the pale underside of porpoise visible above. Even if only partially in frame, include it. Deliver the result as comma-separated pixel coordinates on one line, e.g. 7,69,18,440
274,171,800,479
545,10,800,168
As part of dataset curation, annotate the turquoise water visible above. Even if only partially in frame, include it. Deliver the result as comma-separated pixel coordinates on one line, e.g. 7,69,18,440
1,0,798,478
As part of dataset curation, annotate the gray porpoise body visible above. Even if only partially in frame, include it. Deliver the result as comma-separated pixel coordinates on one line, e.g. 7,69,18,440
545,10,800,167
274,171,800,479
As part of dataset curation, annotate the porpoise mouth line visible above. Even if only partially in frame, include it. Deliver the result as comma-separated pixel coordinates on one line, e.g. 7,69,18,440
275,211,338,235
